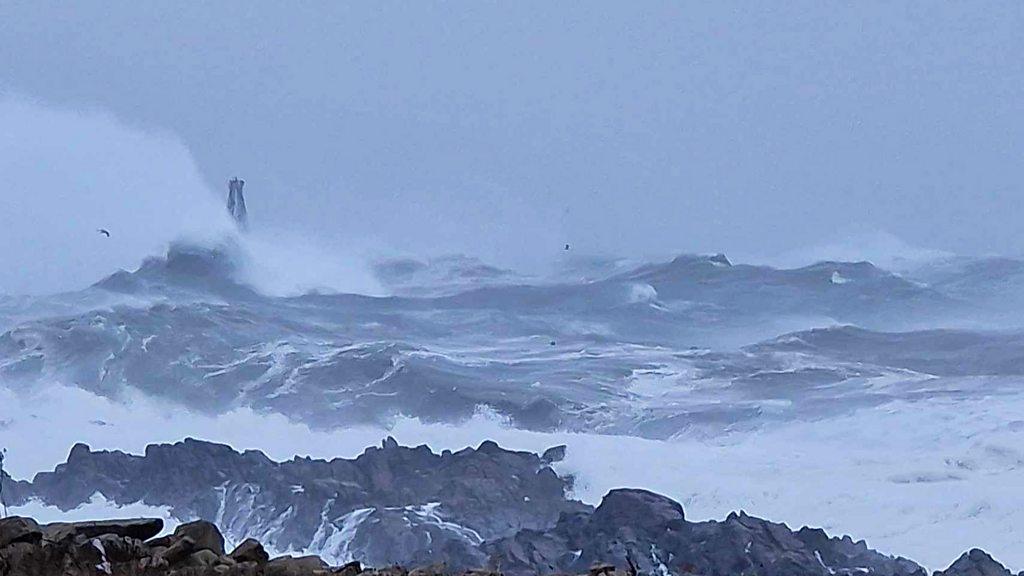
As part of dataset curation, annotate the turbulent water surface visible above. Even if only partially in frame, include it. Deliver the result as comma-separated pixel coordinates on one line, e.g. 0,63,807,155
3,242,1024,570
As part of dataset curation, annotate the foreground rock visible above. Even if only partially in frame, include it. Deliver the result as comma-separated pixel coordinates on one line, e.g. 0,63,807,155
0,514,1017,576
0,516,335,575
43,518,163,542
0,517,41,548
3,439,1019,575
11,438,585,568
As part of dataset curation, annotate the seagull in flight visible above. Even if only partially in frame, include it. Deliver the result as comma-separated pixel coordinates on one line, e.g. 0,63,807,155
97,228,111,238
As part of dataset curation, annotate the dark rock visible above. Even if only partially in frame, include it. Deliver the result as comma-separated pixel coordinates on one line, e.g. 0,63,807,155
143,545,168,565
0,541,46,573
147,534,177,548
174,519,226,555
19,438,585,565
591,488,685,529
362,567,408,576
9,439,934,576
89,533,148,564
409,563,448,576
230,538,270,564
322,503,489,569
186,548,223,567
0,516,41,547
935,549,1013,576
43,517,163,542
157,535,196,565
541,445,567,464
0,505,941,576
487,489,927,576
334,560,363,576
265,554,329,576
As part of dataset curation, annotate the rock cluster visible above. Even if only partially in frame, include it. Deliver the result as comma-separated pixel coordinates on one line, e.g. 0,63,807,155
934,549,1020,576
3,439,1022,575
0,514,645,576
2,512,1020,576
485,489,927,576
8,438,585,568
0,516,243,575
0,515,389,576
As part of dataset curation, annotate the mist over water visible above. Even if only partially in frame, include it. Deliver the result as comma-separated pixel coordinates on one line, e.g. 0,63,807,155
0,95,232,295
3,7,1024,573
0,96,388,298
3,93,969,301
235,232,385,297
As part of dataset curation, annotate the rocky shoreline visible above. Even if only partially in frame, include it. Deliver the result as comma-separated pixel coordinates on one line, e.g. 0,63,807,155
0,513,1017,576
0,515,413,575
0,439,1019,576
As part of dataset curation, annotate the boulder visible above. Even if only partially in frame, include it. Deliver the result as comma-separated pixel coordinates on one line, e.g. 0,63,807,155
147,534,176,548
149,545,169,557
935,549,1013,576
0,517,42,547
541,445,567,464
334,560,363,576
265,554,329,576
173,519,225,555
157,535,196,565
90,534,147,563
591,488,685,530
140,555,170,571
230,538,270,564
43,518,163,542
0,542,45,572
186,548,223,567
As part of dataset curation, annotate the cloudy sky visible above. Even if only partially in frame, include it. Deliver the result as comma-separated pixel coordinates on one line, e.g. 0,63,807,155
1,2,1022,293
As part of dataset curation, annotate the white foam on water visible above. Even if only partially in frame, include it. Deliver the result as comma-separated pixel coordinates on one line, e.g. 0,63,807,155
8,493,179,535
2,383,1023,570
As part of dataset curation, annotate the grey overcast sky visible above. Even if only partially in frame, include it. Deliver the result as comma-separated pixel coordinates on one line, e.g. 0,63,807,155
1,2,1023,292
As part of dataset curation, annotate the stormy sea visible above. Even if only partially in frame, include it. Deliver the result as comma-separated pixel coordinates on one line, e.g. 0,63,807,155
3,233,1024,571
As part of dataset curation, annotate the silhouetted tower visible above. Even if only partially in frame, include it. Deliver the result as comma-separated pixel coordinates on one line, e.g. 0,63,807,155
0,448,7,518
227,177,248,231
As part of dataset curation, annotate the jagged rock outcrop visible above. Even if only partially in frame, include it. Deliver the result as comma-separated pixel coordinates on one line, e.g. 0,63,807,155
486,489,925,576
0,513,1012,576
933,549,1017,576
6,439,993,575
13,438,585,568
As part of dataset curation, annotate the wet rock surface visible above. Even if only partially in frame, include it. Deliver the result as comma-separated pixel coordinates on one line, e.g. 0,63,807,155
0,510,1016,576
4,439,1015,575
11,438,585,568
485,489,927,576
933,549,1017,576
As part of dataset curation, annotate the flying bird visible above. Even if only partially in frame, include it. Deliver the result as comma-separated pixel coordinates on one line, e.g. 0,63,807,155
97,229,111,237
564,244,570,251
